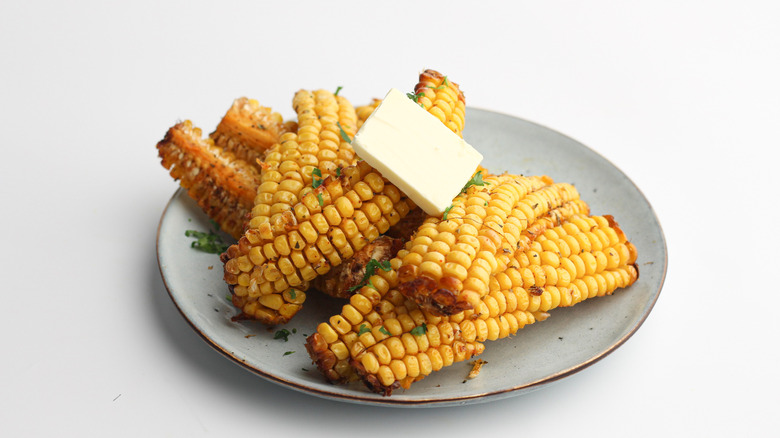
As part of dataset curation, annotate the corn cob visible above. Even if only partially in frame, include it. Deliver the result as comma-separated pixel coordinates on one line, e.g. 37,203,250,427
356,98,381,129
210,97,297,169
157,120,261,239
222,160,416,324
306,203,639,395
305,185,591,385
222,71,469,324
247,89,357,232
396,174,581,316
413,69,466,137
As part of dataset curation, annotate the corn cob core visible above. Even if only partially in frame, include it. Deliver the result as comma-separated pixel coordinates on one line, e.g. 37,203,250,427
395,174,582,316
306,196,640,395
157,120,261,239
210,97,294,169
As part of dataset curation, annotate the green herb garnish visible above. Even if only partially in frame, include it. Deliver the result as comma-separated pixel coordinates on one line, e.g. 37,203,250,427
283,351,295,356
288,289,296,299
442,205,453,220
317,193,324,207
430,76,449,90
406,91,426,103
274,329,291,342
311,167,323,188
461,170,489,193
357,324,370,336
379,326,391,336
336,167,342,177
348,259,393,292
410,323,428,336
337,122,352,144
334,85,343,96
184,223,230,254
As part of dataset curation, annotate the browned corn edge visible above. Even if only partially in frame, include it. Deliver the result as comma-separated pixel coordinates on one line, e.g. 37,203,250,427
415,69,466,105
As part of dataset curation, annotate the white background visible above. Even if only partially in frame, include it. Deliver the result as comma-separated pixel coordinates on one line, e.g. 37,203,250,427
2,1,778,436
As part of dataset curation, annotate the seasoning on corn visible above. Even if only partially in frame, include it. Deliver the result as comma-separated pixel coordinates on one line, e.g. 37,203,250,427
248,89,358,233
395,173,581,316
210,97,297,169
222,71,470,324
220,88,360,324
412,69,466,137
156,120,261,240
306,194,640,395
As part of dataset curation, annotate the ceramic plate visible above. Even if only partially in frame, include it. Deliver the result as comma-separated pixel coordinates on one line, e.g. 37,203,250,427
156,108,667,407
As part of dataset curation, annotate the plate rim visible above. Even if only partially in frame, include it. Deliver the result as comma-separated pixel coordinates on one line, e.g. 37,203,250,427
155,107,668,407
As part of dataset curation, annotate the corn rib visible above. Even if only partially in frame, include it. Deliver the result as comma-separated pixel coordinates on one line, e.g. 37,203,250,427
210,97,296,169
157,120,260,239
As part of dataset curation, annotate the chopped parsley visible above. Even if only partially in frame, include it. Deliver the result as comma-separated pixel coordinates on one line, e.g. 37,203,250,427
274,329,292,341
283,351,295,356
336,167,342,177
317,193,324,207
462,170,489,193
357,324,370,336
288,289,296,299
379,326,391,336
406,91,425,102
184,221,230,254
348,259,393,292
311,167,323,188
442,205,453,220
406,91,426,107
337,122,352,144
334,85,343,96
410,323,428,336
430,76,449,90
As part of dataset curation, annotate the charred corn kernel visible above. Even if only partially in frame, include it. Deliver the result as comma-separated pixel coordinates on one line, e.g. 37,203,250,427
209,97,291,169
156,120,262,239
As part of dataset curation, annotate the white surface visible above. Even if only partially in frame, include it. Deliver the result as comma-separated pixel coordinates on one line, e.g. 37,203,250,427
353,88,483,216
1,0,778,436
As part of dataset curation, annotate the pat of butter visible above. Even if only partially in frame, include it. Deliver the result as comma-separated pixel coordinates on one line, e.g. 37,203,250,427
352,88,483,216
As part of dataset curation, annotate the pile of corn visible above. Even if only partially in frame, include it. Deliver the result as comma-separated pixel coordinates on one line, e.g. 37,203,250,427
157,69,638,396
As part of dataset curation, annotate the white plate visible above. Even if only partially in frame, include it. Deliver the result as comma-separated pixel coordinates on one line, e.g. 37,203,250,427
156,108,667,407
